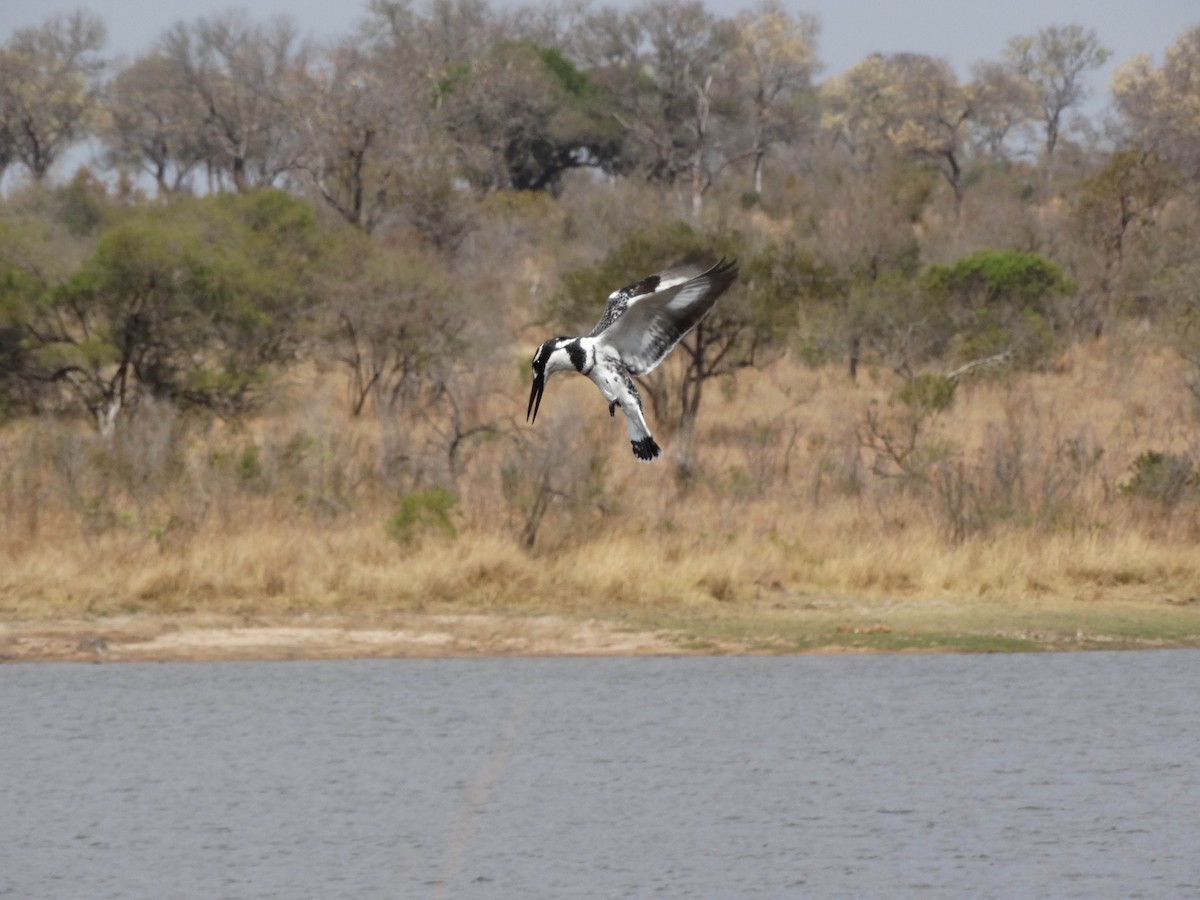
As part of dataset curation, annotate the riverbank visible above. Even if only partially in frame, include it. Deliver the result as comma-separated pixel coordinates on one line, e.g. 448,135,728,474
5,594,1198,663
0,613,686,663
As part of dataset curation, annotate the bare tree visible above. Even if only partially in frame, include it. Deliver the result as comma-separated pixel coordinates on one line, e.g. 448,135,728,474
573,4,643,75
731,0,819,195
1112,26,1200,180
159,12,311,192
501,406,610,549
640,0,740,219
293,39,403,231
1073,149,1173,284
100,53,208,194
968,60,1037,159
809,145,931,377
1003,23,1110,159
585,1,739,218
0,11,106,181
822,53,973,212
321,237,463,417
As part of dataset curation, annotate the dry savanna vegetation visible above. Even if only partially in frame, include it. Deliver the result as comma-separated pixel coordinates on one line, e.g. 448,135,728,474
2,3,1200,658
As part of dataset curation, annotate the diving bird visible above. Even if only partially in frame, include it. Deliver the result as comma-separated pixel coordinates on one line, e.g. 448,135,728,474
526,256,739,461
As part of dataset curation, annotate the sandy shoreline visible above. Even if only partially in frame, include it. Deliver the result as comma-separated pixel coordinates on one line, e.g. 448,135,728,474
5,605,1197,663
0,614,695,663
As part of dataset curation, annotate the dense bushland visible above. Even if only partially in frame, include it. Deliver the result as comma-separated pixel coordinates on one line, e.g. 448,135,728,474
2,4,1200,617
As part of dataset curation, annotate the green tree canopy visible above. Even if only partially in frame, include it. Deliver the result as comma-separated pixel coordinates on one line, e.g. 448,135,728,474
27,190,324,430
921,249,1075,367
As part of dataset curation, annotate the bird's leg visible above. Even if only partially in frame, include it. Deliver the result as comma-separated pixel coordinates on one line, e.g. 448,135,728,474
609,400,619,417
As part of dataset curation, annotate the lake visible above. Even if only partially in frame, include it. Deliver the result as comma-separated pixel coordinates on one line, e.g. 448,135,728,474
2,650,1197,898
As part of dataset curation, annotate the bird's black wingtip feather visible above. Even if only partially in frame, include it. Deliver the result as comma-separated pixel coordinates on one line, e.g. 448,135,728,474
702,256,739,291
711,256,739,276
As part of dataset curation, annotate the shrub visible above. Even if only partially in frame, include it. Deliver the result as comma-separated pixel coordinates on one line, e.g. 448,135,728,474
898,374,957,415
1120,451,1197,506
386,488,459,543
921,249,1074,369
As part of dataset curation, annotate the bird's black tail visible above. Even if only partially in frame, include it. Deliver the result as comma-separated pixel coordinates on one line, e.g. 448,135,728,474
631,436,661,462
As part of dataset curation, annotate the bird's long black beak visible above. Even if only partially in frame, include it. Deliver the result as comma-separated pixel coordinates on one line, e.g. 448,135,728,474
527,373,545,424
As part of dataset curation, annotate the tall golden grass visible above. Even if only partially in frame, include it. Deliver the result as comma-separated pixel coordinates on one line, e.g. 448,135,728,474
2,325,1199,649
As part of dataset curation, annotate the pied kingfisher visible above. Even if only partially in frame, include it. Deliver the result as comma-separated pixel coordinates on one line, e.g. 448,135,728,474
527,256,738,462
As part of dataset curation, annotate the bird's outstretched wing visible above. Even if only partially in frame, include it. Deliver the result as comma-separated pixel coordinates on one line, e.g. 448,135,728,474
587,258,719,339
593,257,738,376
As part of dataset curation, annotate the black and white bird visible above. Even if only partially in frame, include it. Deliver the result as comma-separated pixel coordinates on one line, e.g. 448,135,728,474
526,256,738,462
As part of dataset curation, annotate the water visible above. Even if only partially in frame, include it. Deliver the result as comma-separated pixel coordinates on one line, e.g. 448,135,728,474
2,651,1197,899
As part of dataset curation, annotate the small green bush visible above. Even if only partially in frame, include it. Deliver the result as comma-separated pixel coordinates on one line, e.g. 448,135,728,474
898,374,957,415
237,444,263,482
386,488,459,543
1120,451,1197,505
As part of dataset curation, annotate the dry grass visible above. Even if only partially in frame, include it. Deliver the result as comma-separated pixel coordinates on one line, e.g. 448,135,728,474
3,327,1200,656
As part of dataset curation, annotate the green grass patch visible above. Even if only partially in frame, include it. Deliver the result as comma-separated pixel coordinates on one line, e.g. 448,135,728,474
624,601,1200,656
818,631,1040,653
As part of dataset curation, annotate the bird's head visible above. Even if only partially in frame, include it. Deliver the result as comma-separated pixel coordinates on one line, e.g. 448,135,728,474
527,338,578,425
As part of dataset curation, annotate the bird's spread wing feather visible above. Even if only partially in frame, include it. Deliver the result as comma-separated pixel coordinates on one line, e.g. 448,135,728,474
587,258,716,338
594,257,738,376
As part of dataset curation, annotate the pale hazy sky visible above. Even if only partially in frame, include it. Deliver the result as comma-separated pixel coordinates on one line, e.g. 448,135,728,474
2,0,1196,85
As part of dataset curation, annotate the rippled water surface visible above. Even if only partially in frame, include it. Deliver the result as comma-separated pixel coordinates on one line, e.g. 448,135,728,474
3,650,1197,898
